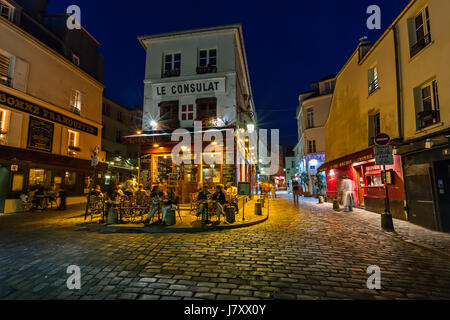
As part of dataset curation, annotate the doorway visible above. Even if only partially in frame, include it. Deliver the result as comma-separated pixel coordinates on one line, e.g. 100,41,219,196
0,167,10,213
354,166,365,207
434,159,450,232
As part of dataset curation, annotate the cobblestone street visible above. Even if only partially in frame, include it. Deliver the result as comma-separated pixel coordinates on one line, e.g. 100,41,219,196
1,194,450,300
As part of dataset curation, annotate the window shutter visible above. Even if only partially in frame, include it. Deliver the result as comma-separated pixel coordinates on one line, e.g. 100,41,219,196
413,87,422,130
0,53,10,80
12,57,29,92
432,81,440,122
368,114,374,146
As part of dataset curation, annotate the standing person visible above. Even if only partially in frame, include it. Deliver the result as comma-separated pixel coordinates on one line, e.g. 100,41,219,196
270,180,276,199
225,182,238,213
212,184,226,219
143,185,163,225
292,179,299,204
339,175,356,212
57,184,67,210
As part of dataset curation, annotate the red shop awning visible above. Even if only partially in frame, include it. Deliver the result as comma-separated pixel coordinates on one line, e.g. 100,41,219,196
318,148,374,172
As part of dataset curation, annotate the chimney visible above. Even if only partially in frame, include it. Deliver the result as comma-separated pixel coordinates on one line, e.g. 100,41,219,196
358,36,372,62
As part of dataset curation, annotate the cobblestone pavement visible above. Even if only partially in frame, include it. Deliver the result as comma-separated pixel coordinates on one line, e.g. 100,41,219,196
1,196,450,300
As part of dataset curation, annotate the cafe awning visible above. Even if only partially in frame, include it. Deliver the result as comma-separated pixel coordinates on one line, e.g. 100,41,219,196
318,148,374,172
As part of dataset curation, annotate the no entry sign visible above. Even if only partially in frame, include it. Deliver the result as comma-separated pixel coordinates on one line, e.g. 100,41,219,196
374,133,390,146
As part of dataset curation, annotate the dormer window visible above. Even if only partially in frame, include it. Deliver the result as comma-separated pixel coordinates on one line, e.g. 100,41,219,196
72,54,80,66
0,1,14,22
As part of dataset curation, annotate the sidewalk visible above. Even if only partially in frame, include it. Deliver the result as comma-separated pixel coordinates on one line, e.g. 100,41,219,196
287,193,450,258
98,196,269,233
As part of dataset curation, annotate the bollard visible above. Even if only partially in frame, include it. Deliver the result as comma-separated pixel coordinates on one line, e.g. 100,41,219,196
226,206,235,223
254,202,262,216
107,207,118,224
165,209,176,226
259,198,265,208
333,199,340,211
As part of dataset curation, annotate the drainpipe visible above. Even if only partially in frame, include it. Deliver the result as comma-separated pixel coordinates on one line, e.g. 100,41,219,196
393,24,404,141
393,24,409,220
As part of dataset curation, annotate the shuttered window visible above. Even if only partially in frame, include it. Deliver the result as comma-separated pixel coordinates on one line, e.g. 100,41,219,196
0,2,14,21
0,53,11,86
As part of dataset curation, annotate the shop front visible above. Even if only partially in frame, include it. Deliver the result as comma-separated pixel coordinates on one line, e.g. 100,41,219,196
319,147,407,220
0,144,107,213
398,133,450,232
124,127,253,204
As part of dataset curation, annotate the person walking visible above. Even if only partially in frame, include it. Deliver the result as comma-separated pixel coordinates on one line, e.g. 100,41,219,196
339,175,355,212
292,179,299,204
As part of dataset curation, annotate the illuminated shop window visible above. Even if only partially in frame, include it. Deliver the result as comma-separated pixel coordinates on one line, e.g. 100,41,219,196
29,168,51,188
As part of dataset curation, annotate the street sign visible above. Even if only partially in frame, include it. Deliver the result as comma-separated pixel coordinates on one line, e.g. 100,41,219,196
374,133,390,146
375,145,394,165
238,182,251,196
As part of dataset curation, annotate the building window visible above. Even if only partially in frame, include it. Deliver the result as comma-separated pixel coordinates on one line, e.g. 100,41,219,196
321,80,335,94
181,104,194,120
68,130,79,154
197,49,217,74
163,52,181,77
415,81,440,129
307,140,316,153
368,113,381,145
116,130,122,143
0,1,14,22
368,67,379,95
70,90,83,114
410,7,431,57
196,98,217,120
29,168,51,188
117,110,122,122
72,53,80,66
306,108,314,129
64,171,77,190
0,52,11,86
102,103,110,116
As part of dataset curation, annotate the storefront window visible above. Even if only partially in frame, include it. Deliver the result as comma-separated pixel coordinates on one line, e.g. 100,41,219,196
29,168,51,188
64,171,77,189
366,175,383,187
176,164,198,182
153,154,172,184
202,164,221,185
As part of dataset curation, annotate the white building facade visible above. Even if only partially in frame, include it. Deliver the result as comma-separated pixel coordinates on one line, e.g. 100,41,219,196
295,75,335,195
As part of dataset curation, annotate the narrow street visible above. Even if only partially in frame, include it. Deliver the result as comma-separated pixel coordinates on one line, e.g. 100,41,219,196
1,195,450,300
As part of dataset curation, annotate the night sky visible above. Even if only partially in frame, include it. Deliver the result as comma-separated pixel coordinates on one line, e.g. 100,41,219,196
46,0,410,146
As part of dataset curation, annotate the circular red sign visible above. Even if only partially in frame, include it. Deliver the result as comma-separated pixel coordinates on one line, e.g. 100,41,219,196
374,133,390,145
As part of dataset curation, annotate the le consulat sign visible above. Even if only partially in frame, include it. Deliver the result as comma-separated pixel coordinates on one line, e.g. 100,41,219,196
152,77,226,98
0,90,98,136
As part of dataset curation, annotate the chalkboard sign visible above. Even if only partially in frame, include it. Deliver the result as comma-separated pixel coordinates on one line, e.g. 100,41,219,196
238,182,251,196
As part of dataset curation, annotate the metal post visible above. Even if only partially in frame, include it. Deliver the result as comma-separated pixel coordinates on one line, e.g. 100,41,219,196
242,197,245,221
381,165,395,231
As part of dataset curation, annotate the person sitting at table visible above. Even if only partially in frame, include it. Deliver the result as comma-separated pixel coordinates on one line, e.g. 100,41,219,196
124,175,137,196
143,185,163,225
212,184,226,219
161,187,177,225
113,184,125,200
196,185,211,221
91,185,104,198
225,182,239,213
135,184,147,205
